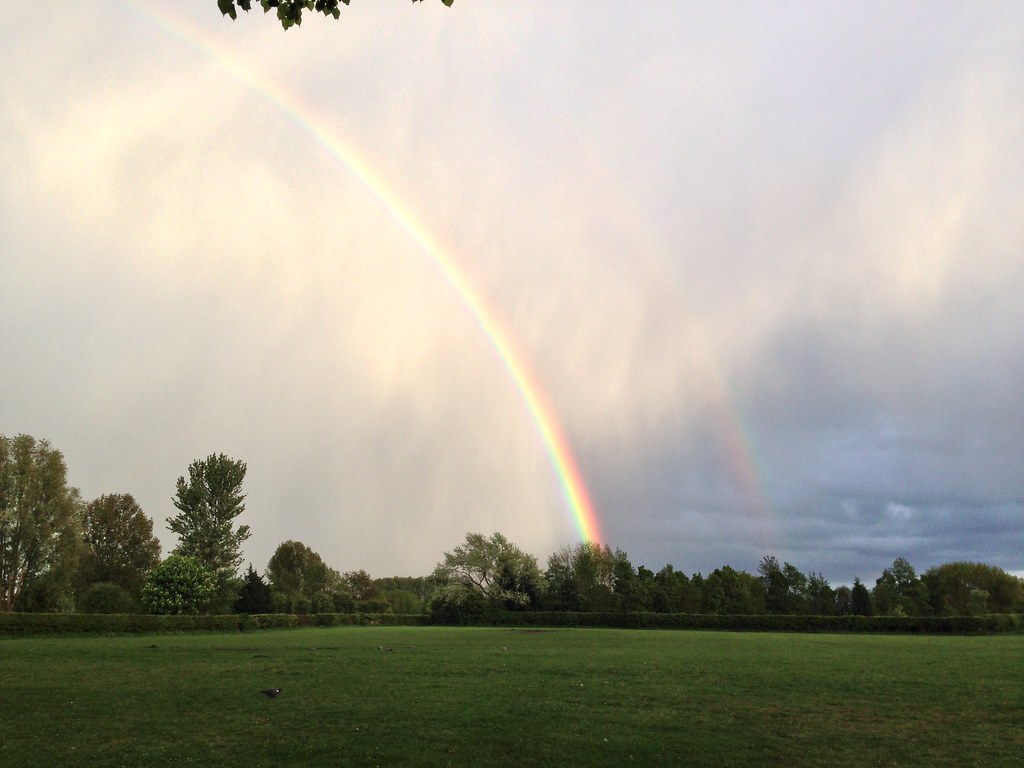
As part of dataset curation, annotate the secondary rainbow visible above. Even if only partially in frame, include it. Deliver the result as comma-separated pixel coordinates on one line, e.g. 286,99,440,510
129,2,604,544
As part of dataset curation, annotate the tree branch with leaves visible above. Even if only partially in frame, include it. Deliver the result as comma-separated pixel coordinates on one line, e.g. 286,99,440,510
218,0,454,30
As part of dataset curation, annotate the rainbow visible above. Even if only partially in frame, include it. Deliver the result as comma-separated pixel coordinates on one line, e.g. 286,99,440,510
127,2,604,544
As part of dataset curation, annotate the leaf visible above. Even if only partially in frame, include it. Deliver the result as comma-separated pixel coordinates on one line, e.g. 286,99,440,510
217,0,238,19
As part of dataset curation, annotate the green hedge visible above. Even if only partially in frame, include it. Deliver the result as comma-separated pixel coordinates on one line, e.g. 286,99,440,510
1,611,1018,635
0,613,258,635
473,612,1023,634
0,611,432,635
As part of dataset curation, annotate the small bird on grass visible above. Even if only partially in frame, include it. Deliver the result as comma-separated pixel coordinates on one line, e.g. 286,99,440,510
260,688,282,698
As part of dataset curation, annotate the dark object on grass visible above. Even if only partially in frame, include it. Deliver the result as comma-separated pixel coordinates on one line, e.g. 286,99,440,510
260,688,282,698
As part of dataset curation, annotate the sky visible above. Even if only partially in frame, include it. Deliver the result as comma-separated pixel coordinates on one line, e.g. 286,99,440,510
2,1,1022,584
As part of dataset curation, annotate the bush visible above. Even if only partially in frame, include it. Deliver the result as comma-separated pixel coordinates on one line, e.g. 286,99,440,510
141,556,217,615
78,582,137,614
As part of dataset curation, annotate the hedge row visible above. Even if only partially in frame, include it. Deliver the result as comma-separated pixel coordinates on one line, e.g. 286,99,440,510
443,611,1024,634
1,611,1019,635
0,612,428,635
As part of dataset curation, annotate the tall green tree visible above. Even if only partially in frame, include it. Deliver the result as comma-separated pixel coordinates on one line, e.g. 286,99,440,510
873,557,930,616
834,585,854,615
78,493,161,598
217,0,454,31
167,453,250,589
850,577,873,616
651,565,702,613
434,532,541,610
922,562,1024,615
0,434,83,611
758,556,809,614
703,566,766,615
543,541,617,612
805,572,836,615
266,539,348,613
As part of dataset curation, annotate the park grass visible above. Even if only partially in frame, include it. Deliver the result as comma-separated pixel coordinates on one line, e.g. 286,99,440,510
2,627,1022,767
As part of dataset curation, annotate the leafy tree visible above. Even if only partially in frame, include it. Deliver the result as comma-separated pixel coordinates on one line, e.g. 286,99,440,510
610,551,647,612
543,541,618,612
167,453,250,594
834,585,853,615
375,575,437,603
141,555,217,614
651,565,702,613
627,565,657,612
429,581,489,624
217,0,454,31
78,582,137,614
383,589,423,614
850,577,873,616
0,434,83,612
266,539,348,613
234,563,274,613
434,532,541,610
342,569,378,602
78,493,161,598
922,562,1024,615
703,566,766,615
805,572,836,615
873,557,930,616
758,556,808,614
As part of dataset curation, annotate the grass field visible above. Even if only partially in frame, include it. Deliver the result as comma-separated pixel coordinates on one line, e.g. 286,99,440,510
2,627,1022,767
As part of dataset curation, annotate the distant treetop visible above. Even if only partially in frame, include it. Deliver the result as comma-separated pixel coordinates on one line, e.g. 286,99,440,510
217,0,454,30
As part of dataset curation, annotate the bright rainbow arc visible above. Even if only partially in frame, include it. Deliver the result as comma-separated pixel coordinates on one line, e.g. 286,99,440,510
130,3,604,545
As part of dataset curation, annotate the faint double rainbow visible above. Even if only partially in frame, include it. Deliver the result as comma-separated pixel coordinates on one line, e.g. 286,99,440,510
128,2,603,544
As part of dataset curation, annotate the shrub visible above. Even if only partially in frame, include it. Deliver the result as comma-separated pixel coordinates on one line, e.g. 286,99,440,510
78,582,137,614
140,556,217,615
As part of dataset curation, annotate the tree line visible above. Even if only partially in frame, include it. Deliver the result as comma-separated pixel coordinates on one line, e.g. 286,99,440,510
2,433,1021,618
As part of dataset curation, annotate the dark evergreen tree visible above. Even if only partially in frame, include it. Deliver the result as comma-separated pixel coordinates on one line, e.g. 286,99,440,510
234,563,273,614
850,577,873,616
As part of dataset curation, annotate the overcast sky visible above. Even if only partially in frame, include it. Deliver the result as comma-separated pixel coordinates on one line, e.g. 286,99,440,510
2,2,1021,583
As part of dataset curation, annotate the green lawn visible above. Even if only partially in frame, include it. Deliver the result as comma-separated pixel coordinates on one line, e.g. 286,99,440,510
2,627,1021,767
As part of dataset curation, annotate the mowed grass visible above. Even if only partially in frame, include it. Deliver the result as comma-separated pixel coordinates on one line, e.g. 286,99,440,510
2,627,1022,767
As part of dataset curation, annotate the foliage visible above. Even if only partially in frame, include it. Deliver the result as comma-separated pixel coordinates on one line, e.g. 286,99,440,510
234,563,274,613
428,582,490,624
77,582,137,614
543,541,618,611
266,539,350,613
702,565,767,614
758,555,810,614
874,557,931,616
167,453,250,589
651,565,701,613
922,561,1024,615
383,588,423,614
834,584,853,614
375,574,436,603
433,532,542,610
0,434,83,611
851,577,873,615
78,493,161,597
140,555,217,615
217,0,454,31
805,571,836,615
341,569,378,602
1,608,1020,636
